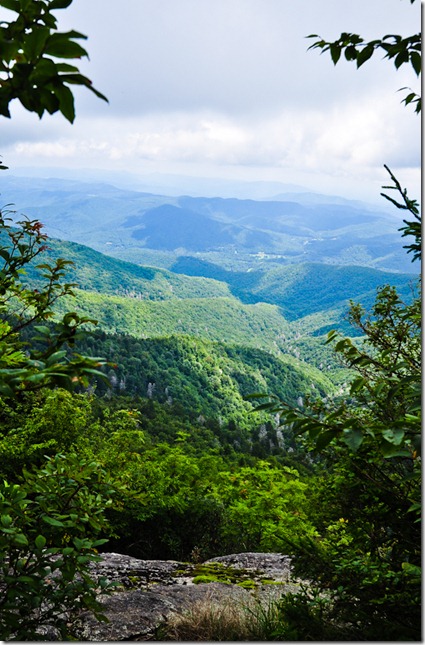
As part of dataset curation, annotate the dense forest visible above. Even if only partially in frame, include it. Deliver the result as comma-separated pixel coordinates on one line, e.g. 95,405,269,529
0,0,421,642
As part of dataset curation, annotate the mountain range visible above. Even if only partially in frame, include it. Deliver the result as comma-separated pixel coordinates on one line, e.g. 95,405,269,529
1,175,413,273
3,171,419,448
24,233,416,391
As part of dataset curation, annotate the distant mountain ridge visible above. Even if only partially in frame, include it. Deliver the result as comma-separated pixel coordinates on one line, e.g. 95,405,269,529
1,175,412,273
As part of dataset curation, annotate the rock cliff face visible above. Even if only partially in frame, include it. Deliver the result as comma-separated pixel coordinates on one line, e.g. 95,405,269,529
74,552,296,641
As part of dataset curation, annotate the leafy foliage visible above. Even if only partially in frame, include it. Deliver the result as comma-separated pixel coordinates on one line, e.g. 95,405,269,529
208,462,318,553
307,1,421,113
0,387,318,563
0,0,107,121
0,1,116,638
0,210,107,395
0,389,96,475
0,452,116,640
381,164,421,262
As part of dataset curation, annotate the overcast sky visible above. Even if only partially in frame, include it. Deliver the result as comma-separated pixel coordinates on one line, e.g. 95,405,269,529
1,0,421,202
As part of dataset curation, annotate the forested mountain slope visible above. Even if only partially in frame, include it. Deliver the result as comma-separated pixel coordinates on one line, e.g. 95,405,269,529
25,237,232,300
57,291,291,352
19,233,415,387
25,236,415,339
77,332,336,436
170,257,415,321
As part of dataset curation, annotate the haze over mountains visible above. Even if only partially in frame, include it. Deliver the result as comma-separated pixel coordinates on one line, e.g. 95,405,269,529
1,174,412,274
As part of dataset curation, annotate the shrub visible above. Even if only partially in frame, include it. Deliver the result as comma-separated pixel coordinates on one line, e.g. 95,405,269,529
0,453,116,640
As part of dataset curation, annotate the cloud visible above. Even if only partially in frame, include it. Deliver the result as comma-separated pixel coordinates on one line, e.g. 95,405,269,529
8,92,419,174
60,0,420,118
1,0,420,202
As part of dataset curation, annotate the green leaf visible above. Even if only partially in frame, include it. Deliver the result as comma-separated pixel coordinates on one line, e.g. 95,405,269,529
253,402,279,412
30,57,58,84
46,350,68,365
356,43,374,67
1,514,12,527
326,329,338,344
344,45,358,61
410,51,421,76
25,373,49,384
35,534,47,549
43,516,65,527
73,537,86,550
315,429,336,450
55,62,80,73
342,428,363,451
382,427,405,445
52,82,75,123
330,44,341,64
44,33,88,59
350,376,366,393
59,72,108,102
16,575,36,584
402,562,421,578
50,0,74,8
394,50,410,69
13,533,29,546
380,440,411,458
0,0,19,11
23,27,50,61
62,547,74,555
33,325,51,336
245,392,270,400
407,502,421,515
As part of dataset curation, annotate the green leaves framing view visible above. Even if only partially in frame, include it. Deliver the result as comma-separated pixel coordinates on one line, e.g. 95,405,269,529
0,0,421,641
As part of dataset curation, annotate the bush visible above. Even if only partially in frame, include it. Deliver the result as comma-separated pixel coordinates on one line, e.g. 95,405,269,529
0,453,116,640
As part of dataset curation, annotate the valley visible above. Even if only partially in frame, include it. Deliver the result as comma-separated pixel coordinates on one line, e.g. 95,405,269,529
9,175,415,437
1,174,415,273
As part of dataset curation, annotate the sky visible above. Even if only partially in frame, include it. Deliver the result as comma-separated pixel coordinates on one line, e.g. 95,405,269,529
1,0,421,202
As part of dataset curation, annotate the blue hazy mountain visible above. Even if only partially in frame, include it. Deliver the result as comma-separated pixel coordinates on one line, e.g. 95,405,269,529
0,174,412,273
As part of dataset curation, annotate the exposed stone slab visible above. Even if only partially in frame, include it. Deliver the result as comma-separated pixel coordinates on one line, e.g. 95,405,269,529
76,583,250,641
88,551,182,588
75,551,296,641
206,551,293,582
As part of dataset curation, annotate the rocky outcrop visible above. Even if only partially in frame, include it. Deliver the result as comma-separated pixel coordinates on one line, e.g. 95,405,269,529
206,552,292,582
87,552,183,588
76,582,251,641
74,551,297,641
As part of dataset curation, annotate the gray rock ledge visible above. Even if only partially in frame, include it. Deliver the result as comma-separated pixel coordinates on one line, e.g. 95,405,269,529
74,551,296,641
